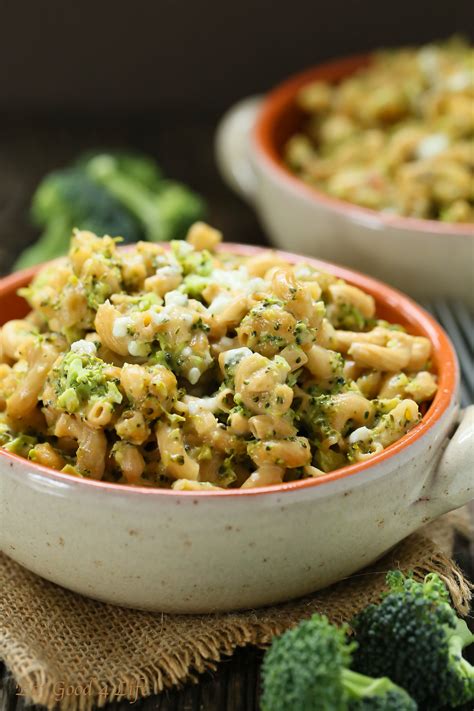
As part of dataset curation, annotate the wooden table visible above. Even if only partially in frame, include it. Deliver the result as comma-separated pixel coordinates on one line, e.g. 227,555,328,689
0,115,472,711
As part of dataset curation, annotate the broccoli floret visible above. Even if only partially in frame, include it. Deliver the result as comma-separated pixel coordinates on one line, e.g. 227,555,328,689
14,167,142,270
260,614,417,711
352,571,474,710
85,153,206,242
15,150,207,270
349,689,416,710
154,181,206,243
77,150,164,191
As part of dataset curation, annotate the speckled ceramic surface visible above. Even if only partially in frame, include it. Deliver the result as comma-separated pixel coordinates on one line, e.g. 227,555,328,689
0,247,472,612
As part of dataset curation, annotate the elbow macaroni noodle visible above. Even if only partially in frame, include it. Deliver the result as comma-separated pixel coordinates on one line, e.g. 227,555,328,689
0,223,437,488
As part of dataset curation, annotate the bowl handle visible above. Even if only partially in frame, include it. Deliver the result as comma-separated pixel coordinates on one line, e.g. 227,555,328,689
421,405,474,517
215,96,263,203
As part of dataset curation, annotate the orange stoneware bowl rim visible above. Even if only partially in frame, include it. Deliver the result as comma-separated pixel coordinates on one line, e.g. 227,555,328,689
0,243,458,497
254,53,474,237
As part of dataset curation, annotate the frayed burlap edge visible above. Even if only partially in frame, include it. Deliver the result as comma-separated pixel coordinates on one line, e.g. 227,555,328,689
0,511,472,711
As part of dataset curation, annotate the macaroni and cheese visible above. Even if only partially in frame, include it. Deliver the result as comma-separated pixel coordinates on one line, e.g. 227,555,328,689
0,225,437,488
285,38,473,222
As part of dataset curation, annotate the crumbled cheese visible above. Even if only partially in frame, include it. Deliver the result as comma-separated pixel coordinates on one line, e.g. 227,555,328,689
294,265,313,279
188,367,201,384
222,347,252,368
128,254,143,267
245,277,267,295
416,133,449,160
179,311,194,326
207,293,233,315
151,310,168,325
446,71,471,92
186,395,219,415
176,241,194,254
70,339,97,356
165,290,188,307
418,46,439,79
112,316,132,339
186,400,200,415
156,265,182,278
203,268,266,306
211,267,250,291
349,426,373,445
152,305,193,326
128,341,148,357
181,346,192,358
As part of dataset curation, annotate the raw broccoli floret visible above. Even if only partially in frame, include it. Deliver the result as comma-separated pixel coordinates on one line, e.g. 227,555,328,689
15,150,207,270
84,152,206,242
77,150,164,191
349,689,417,710
352,571,474,710
260,614,417,711
14,167,142,270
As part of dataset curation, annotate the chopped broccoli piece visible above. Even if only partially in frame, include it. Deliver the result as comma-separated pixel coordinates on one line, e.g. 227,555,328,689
170,240,213,275
181,274,210,298
14,167,142,270
57,387,81,413
61,463,82,477
261,614,417,711
217,456,237,487
0,422,14,446
4,435,38,458
53,350,122,414
352,571,474,710
330,302,369,331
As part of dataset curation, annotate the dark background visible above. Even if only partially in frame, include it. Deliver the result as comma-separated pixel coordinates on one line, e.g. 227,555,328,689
0,0,473,115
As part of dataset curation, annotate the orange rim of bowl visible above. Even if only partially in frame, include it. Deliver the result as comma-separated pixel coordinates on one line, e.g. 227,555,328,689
254,53,474,237
0,244,458,497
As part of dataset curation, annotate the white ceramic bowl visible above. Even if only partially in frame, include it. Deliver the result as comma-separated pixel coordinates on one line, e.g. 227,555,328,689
215,55,474,305
0,245,473,613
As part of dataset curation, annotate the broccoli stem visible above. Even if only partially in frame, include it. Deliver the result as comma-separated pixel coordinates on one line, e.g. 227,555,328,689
342,669,407,700
86,154,205,242
447,618,474,679
102,175,162,240
85,155,165,241
14,214,72,270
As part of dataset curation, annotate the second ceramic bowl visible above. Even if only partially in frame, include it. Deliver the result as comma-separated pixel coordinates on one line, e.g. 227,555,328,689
215,55,474,305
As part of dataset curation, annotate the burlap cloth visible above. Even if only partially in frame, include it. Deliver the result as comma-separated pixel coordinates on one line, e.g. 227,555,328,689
1,509,472,711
